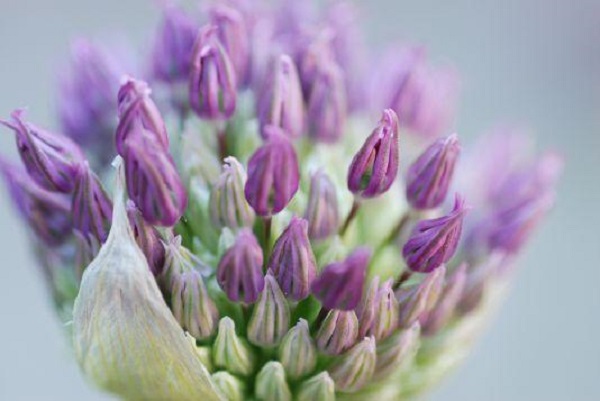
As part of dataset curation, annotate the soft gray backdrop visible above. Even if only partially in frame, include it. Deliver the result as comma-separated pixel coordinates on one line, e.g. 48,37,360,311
0,1,598,400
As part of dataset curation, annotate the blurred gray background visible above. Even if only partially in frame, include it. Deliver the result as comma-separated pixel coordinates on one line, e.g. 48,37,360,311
0,0,598,400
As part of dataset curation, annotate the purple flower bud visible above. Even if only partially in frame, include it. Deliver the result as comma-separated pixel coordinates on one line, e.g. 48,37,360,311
217,228,265,303
347,109,400,198
189,24,237,120
209,156,255,230
396,266,446,328
126,200,165,276
406,134,460,209
1,109,84,193
374,322,420,380
304,170,340,240
297,29,336,97
402,194,468,273
244,127,300,216
311,247,370,311
0,159,72,246
357,278,399,341
162,236,211,291
72,162,112,244
247,272,291,346
328,336,376,393
421,263,467,335
258,54,305,139
307,62,347,143
268,217,317,301
150,6,197,83
116,77,169,155
209,4,250,86
316,310,358,355
123,135,187,226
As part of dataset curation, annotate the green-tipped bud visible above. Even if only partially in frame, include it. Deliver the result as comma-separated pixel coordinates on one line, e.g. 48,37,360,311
72,162,221,401
212,371,246,401
328,336,377,393
396,265,446,328
316,310,359,355
374,322,421,381
213,317,255,376
358,277,399,341
297,372,336,401
247,273,291,347
255,361,292,401
278,319,317,380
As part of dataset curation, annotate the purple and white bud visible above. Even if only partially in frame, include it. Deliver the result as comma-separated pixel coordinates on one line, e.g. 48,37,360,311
216,228,265,303
258,54,304,139
268,217,317,301
116,77,169,155
307,62,347,143
126,201,165,276
406,133,460,209
316,310,358,355
421,263,467,335
189,25,237,120
304,170,340,240
247,273,291,346
72,162,112,244
403,194,468,273
328,336,376,393
123,135,187,226
347,109,400,198
311,247,371,311
244,126,300,217
396,266,446,328
374,322,421,380
2,109,84,193
357,278,399,341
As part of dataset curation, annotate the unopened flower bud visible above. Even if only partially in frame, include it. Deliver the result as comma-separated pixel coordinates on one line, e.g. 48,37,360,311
396,265,446,328
422,263,467,335
374,322,421,380
189,25,237,119
297,372,336,401
268,217,317,300
402,194,468,273
406,133,460,209
72,162,112,243
255,361,292,401
116,77,169,155
304,170,340,239
209,156,255,230
2,109,83,193
328,336,376,393
357,277,399,341
211,371,245,401
213,317,255,376
258,54,305,139
123,135,187,226
244,127,300,216
278,319,317,380
347,109,400,198
312,247,370,311
247,273,291,347
316,310,358,355
217,228,265,303
307,62,347,143
126,201,165,275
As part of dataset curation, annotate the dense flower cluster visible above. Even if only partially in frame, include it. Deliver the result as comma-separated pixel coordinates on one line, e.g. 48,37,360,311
0,1,561,401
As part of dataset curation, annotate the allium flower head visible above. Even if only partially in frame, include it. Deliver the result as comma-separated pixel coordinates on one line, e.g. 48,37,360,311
0,2,562,401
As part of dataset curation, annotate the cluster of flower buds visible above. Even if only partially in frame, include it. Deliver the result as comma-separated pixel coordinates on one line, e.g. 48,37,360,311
0,1,562,401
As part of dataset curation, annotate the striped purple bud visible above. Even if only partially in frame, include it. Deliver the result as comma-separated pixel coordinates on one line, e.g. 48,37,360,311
116,77,169,155
258,54,305,139
217,228,265,303
268,217,317,301
396,266,446,328
304,170,340,240
347,109,400,198
123,135,187,226
126,201,165,276
189,24,237,120
403,194,468,273
247,272,291,346
406,133,460,209
421,263,467,335
72,162,112,244
374,322,420,380
244,127,300,216
311,247,370,311
316,310,358,355
2,109,83,193
328,336,376,393
357,278,399,341
307,62,347,143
